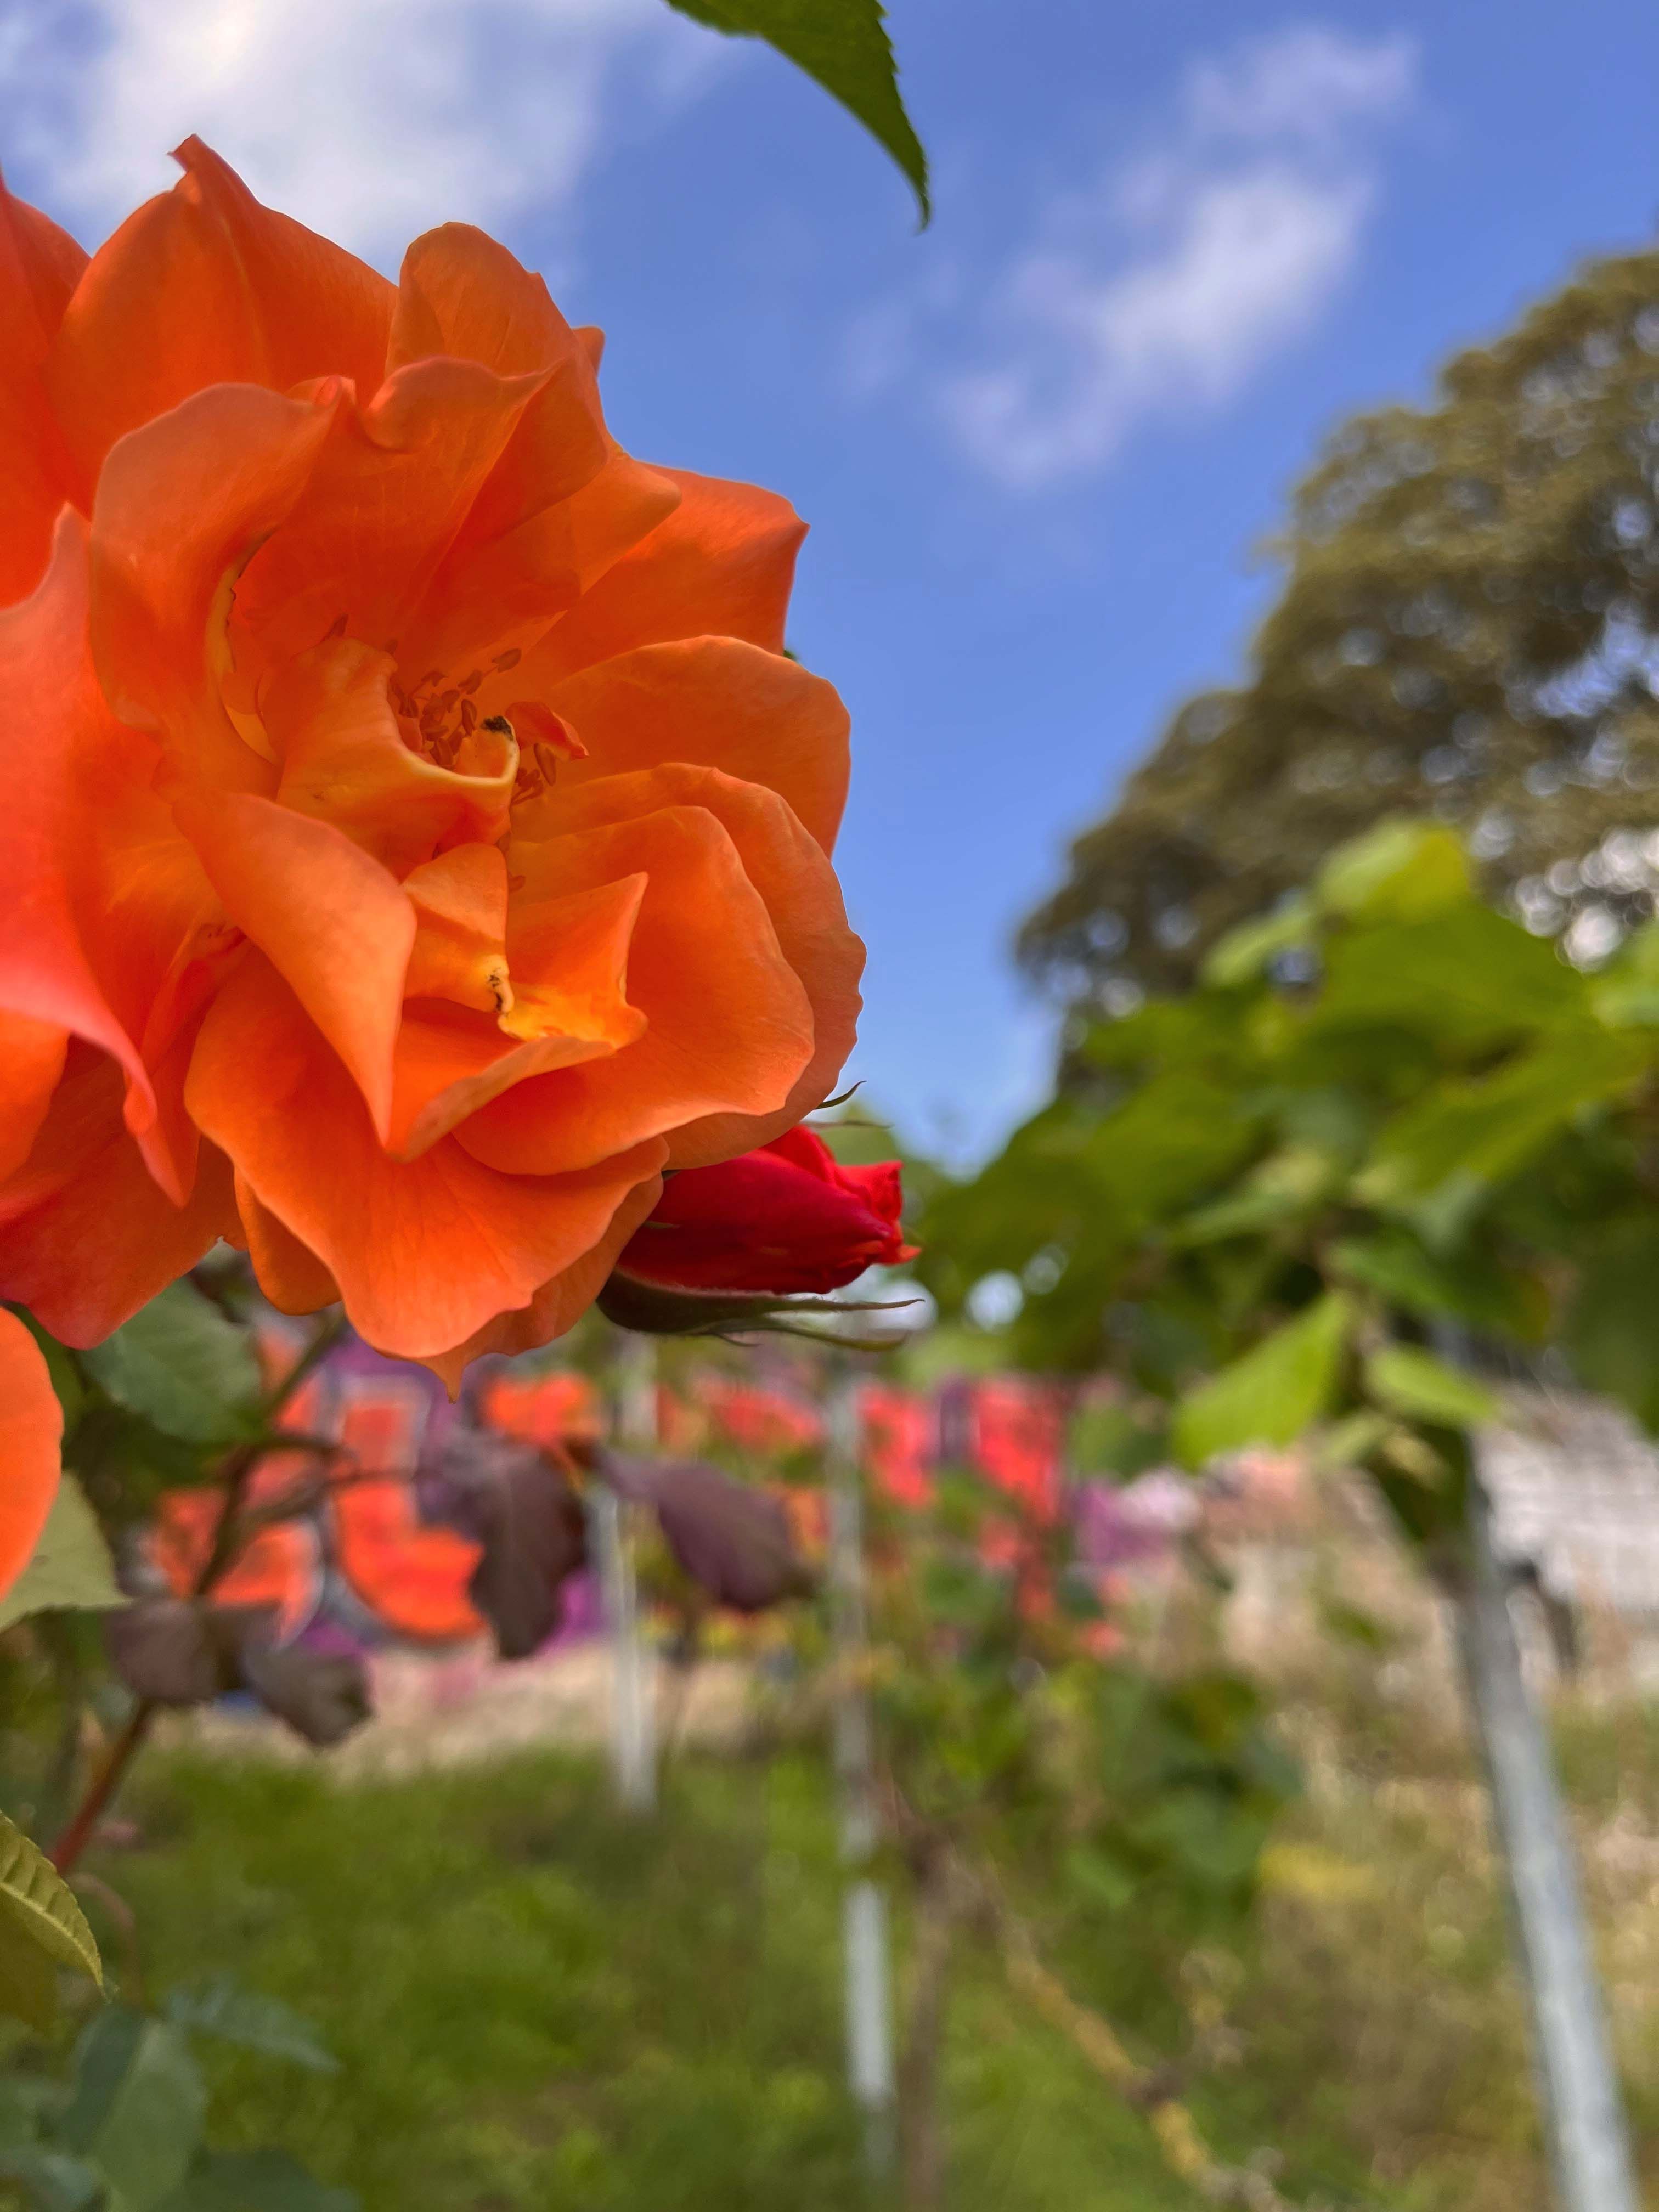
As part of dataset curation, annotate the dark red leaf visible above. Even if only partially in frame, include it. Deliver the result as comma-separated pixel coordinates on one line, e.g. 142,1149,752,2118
431,1429,587,1660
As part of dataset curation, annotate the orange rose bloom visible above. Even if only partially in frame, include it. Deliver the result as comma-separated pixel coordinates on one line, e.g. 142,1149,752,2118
0,141,861,1378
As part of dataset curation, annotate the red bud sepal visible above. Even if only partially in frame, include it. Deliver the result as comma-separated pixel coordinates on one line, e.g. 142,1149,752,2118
596,1268,915,1350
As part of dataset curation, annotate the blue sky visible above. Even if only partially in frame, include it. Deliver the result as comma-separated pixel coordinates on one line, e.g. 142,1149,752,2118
5,0,1658,1163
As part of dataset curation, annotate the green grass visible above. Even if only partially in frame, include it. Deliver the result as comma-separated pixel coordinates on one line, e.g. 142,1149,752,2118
95,1750,1198,2212
67,1669,1659,2212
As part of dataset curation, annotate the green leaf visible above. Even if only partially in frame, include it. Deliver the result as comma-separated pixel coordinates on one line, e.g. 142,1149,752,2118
165,1978,338,2073
0,1814,102,2031
1313,819,1471,923
60,2010,205,2212
1565,1218,1659,1431
1310,1409,1391,1474
82,1285,260,1446
1316,904,1582,1049
0,2147,104,2211
1329,1229,1548,1339
1171,1292,1352,1469
1171,1141,1340,1245
0,1910,60,2036
1201,895,1313,988
1356,1030,1649,1223
0,1476,125,1631
662,0,928,222
1364,1345,1497,1430
157,2150,359,2212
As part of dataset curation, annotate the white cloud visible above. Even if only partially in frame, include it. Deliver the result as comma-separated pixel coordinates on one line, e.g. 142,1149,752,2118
0,0,719,269
927,25,1418,489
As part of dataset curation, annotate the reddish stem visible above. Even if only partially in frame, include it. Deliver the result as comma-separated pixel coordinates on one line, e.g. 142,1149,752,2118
49,1702,153,1876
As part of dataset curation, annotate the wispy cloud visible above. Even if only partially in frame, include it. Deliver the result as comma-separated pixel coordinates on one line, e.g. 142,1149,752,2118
870,26,1418,490
0,0,719,268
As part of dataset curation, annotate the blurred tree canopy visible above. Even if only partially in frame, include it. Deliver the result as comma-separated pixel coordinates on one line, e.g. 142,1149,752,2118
1020,245,1659,1016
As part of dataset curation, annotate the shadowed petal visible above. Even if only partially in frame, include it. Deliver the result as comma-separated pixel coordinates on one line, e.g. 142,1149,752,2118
267,640,515,876
0,1063,238,1347
0,1311,64,1598
89,381,341,791
176,801,415,1141
228,356,547,689
0,514,213,1195
419,1167,664,1392
235,1175,341,1314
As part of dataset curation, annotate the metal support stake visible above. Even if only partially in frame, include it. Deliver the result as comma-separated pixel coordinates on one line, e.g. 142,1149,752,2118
602,1333,658,1814
826,1368,896,2175
1452,1475,1637,2212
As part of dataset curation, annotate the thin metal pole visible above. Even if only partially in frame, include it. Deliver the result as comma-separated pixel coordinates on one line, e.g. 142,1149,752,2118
826,1368,896,2175
602,1333,657,1814
1451,1475,1637,2212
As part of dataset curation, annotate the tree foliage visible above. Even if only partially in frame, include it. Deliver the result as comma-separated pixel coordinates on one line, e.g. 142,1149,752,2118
1020,249,1659,1017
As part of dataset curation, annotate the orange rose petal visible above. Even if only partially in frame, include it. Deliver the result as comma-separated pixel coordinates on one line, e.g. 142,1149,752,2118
0,522,229,1193
0,167,85,606
391,224,609,524
89,381,341,791
403,843,511,1012
390,871,647,1159
228,356,547,684
176,800,415,1141
390,222,590,379
2,180,84,331
539,637,850,855
411,444,681,678
501,870,646,1043
524,468,805,684
0,1310,64,1599
385,223,662,669
387,1008,633,1163
0,515,171,1162
235,1173,341,1314
539,765,864,1166
187,955,669,1358
418,1165,664,1393
47,137,392,499
0,1102,238,1349
458,804,813,1178
267,640,515,876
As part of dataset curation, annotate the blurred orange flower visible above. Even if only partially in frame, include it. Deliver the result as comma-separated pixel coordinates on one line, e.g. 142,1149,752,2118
0,142,861,1374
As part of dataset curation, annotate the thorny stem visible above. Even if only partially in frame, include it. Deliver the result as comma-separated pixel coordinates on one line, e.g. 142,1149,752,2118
49,1310,348,1876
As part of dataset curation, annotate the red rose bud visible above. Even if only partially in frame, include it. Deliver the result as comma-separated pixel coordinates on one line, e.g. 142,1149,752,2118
617,1126,917,1295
